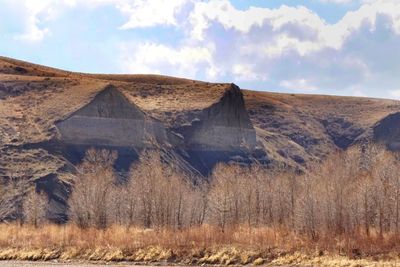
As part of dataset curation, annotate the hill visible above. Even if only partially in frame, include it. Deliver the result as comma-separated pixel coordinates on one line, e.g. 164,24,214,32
1,56,399,221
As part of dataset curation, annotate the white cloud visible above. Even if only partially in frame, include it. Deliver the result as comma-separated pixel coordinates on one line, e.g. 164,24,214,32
113,0,400,98
189,0,267,40
319,0,354,4
119,42,214,79
188,0,400,53
66,0,193,29
14,0,55,42
118,0,190,29
10,0,193,42
232,64,268,81
280,79,318,92
138,0,400,98
390,90,400,99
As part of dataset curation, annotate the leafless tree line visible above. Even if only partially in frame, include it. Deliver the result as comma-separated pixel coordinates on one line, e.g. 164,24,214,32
2,144,400,239
0,177,47,226
68,149,207,229
205,145,400,237
65,144,400,238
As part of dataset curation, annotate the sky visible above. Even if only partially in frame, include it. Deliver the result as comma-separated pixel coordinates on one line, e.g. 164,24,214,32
1,0,400,99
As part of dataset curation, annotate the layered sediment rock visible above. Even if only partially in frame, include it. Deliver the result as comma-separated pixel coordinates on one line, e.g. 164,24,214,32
57,85,167,147
186,84,257,150
55,84,262,175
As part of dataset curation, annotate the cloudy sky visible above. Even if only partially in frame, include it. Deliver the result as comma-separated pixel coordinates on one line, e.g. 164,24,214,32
1,0,400,99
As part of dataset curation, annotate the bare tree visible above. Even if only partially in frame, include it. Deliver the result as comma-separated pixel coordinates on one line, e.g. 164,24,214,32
22,187,47,227
296,173,319,239
391,152,400,233
208,164,234,231
129,150,160,228
188,180,208,226
127,150,195,229
68,149,117,228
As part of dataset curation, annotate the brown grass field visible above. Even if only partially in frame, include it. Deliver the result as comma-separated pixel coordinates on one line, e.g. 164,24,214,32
0,224,400,266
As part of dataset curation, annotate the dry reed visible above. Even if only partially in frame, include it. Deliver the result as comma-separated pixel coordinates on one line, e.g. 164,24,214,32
0,224,399,266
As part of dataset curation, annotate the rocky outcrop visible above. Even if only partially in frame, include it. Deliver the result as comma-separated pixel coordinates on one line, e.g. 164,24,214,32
56,85,167,147
374,112,400,150
175,84,264,174
185,84,257,151
54,84,262,175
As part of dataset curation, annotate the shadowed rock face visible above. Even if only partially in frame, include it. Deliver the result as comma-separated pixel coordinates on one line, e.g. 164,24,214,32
320,117,364,149
36,173,70,222
176,84,264,175
374,112,400,150
187,84,257,150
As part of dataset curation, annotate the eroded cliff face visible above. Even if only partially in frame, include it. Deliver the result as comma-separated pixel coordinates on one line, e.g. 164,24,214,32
57,85,167,147
55,86,171,171
177,84,264,174
186,84,257,150
55,84,262,175
374,112,400,150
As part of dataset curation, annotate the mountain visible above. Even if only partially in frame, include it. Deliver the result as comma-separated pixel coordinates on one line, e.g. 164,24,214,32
1,56,399,221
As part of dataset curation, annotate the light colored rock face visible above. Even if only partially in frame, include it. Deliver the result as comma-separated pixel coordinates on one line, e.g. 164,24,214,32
56,86,167,147
187,84,258,151
57,116,166,147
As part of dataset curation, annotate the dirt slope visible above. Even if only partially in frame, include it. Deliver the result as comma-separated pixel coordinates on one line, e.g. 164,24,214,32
244,91,400,167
